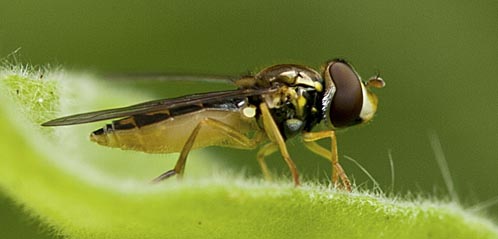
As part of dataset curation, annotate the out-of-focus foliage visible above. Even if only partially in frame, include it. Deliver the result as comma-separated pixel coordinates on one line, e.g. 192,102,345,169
0,0,497,237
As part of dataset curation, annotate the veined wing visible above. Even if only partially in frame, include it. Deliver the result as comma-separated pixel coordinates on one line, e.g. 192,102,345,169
41,88,275,126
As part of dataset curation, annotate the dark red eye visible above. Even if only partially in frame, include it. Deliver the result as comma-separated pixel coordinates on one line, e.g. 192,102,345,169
328,61,363,127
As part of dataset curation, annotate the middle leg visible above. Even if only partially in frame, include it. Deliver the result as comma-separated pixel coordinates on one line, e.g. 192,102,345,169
256,142,279,181
259,103,300,186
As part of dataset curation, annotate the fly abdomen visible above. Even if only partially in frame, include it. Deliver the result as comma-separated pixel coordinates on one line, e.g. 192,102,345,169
89,110,170,149
90,106,202,148
90,123,119,148
89,105,257,154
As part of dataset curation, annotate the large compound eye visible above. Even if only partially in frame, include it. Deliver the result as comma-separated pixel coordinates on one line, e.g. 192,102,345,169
328,61,363,127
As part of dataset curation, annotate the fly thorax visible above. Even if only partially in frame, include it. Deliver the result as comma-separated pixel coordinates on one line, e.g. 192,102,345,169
264,85,323,138
254,64,326,138
263,85,293,109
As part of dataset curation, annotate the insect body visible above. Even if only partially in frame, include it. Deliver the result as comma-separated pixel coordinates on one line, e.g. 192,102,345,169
42,59,385,190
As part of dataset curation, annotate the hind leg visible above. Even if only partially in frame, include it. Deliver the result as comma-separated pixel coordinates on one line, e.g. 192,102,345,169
152,117,260,183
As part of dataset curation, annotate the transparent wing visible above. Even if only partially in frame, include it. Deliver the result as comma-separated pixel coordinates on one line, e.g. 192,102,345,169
104,72,238,85
41,87,275,126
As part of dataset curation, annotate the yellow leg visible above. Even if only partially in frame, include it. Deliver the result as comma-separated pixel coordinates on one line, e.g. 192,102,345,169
256,143,278,181
259,103,300,186
151,117,260,183
302,131,351,191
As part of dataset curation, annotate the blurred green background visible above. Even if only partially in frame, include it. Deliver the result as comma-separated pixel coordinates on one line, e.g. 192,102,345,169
1,0,497,238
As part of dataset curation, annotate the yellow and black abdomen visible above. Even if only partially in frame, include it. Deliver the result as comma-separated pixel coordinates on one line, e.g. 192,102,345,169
90,106,259,154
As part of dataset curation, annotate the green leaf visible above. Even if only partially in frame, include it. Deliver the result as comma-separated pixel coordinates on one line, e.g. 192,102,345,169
0,64,497,239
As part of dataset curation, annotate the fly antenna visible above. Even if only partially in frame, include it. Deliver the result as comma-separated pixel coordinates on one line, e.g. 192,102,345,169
366,70,385,89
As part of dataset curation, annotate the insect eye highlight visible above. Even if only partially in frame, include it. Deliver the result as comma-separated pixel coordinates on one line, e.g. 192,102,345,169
327,61,363,128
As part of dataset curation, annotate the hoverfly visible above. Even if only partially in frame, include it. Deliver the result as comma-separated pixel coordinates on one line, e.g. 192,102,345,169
42,59,385,191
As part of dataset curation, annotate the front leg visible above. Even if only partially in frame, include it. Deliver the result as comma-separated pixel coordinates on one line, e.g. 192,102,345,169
302,131,351,191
